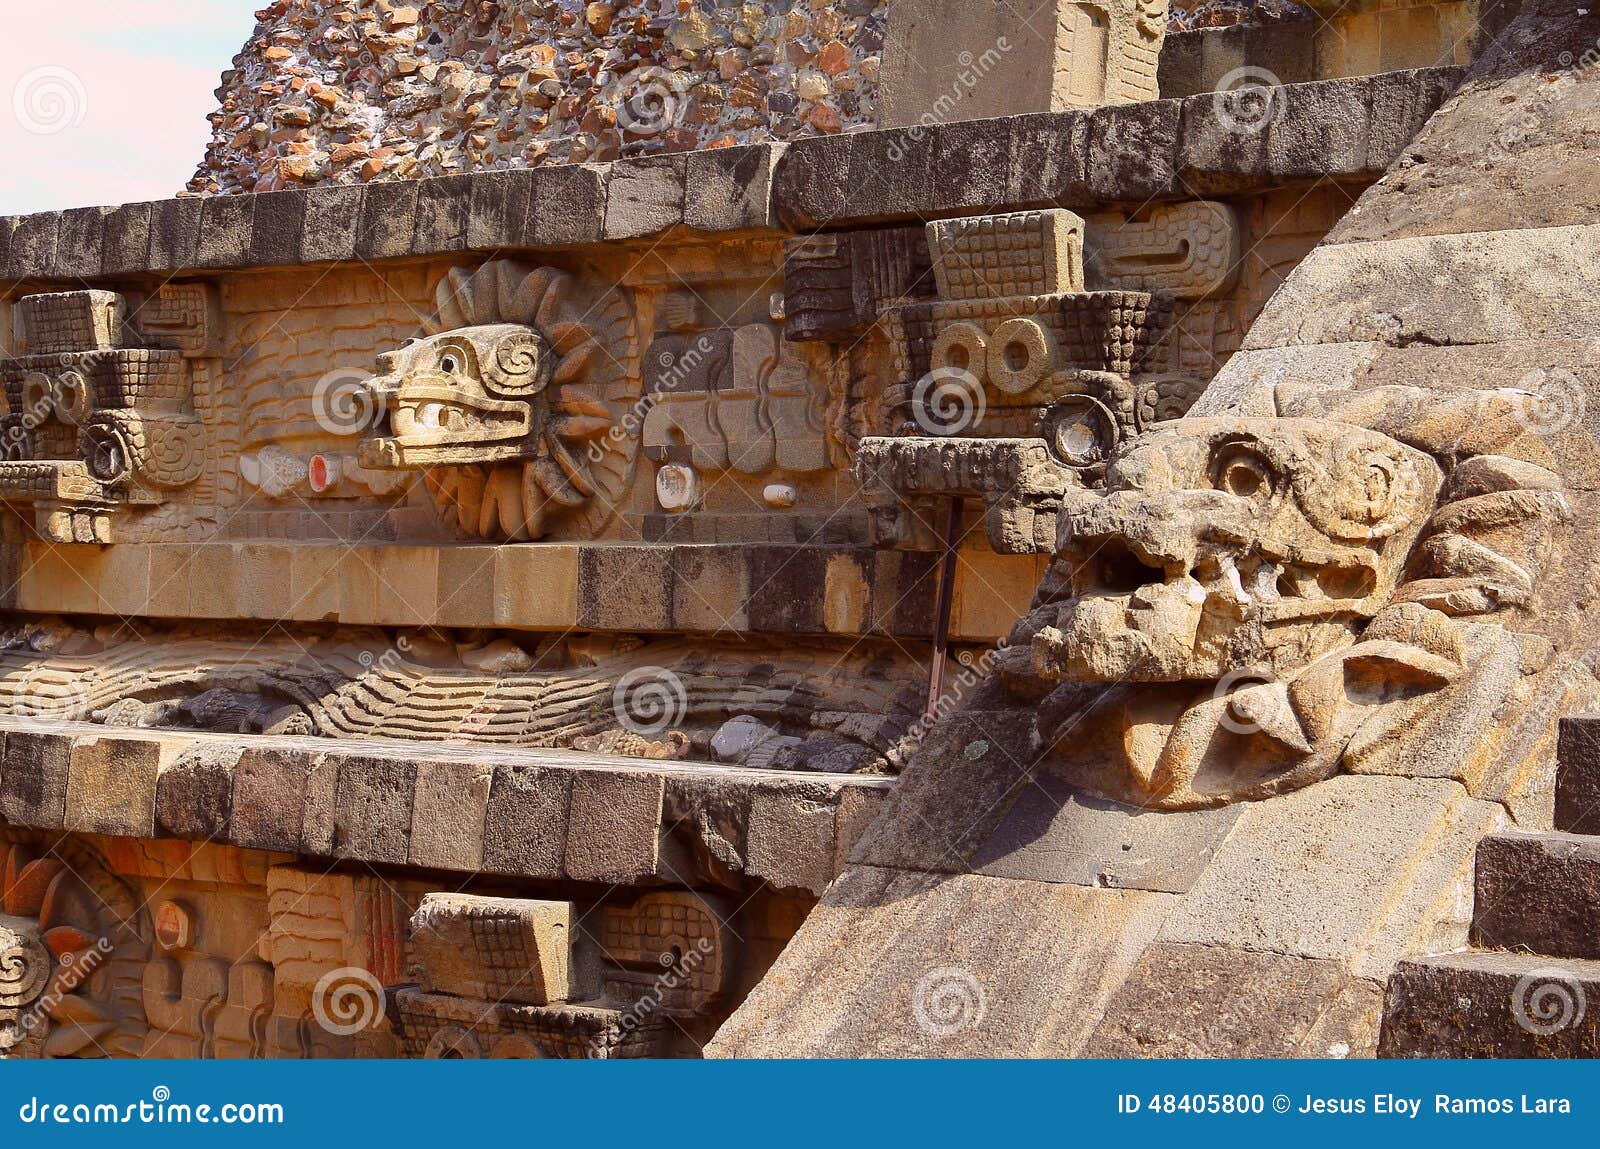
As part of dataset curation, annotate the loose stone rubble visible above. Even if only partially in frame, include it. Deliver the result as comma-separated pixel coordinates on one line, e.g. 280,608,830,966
191,0,894,194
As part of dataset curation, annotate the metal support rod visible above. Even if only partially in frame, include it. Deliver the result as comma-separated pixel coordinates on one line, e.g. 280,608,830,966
926,496,962,723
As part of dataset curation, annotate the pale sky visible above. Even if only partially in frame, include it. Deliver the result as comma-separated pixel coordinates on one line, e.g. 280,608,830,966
0,1,258,214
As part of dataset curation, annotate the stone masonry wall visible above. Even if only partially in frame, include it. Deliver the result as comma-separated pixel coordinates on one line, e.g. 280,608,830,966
190,0,890,194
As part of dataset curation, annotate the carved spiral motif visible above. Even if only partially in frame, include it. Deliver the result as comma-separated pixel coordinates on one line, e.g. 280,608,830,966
0,924,49,1011
487,331,551,397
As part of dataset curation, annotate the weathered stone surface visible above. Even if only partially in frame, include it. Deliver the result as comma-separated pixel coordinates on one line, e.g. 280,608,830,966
1087,99,1179,202
1174,89,1268,193
412,175,473,253
603,154,685,240
8,212,59,280
411,893,573,1005
51,206,108,279
969,777,1241,893
684,145,780,232
408,759,493,872
100,202,152,275
1158,22,1317,99
481,764,570,879
467,169,534,250
1158,776,1504,979
195,194,255,267
230,746,319,854
530,163,606,246
1380,951,1600,1058
1086,943,1374,1058
770,136,848,228
1472,832,1600,960
331,754,416,863
154,744,241,840
1006,111,1091,207
661,772,753,885
1557,715,1600,835
64,735,163,837
0,731,69,828
248,190,308,265
1264,75,1371,182
147,197,201,271
355,180,420,260
745,779,836,894
931,119,1011,214
851,708,1043,872
563,770,664,882
1330,10,1600,244
709,866,1176,1057
300,185,364,262
1242,225,1600,352
1363,67,1464,172
577,546,673,630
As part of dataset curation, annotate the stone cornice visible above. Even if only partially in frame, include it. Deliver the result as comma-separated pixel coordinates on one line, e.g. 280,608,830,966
0,69,1461,283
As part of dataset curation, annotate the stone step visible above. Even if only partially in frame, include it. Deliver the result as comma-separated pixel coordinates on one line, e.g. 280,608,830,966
1472,832,1600,959
1379,951,1600,1058
1556,715,1600,834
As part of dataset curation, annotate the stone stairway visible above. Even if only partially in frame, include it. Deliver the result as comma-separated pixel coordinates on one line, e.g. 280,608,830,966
1379,716,1600,1057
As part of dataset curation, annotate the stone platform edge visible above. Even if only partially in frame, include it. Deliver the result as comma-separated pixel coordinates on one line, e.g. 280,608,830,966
0,721,888,895
0,69,1462,283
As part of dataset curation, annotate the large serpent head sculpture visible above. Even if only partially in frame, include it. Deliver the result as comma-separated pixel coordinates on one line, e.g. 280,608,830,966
358,261,639,541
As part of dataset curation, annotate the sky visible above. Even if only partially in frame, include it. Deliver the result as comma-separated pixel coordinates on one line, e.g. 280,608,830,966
0,1,258,214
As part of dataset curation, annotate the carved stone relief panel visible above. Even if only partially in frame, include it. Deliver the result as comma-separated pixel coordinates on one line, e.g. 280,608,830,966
0,287,218,543
1001,387,1577,810
354,260,641,543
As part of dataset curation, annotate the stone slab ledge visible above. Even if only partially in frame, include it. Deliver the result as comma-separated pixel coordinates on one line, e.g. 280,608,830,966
0,69,1461,284
0,721,890,895
6,539,1043,642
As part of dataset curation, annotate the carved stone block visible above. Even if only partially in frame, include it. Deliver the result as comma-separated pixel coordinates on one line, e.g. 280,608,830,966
781,227,933,344
13,291,125,355
928,210,1085,301
879,0,1168,129
410,893,575,1007
1086,201,1242,299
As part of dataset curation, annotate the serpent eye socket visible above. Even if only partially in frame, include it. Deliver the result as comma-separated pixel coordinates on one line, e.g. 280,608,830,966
439,350,465,375
1213,445,1278,501
1040,396,1118,470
